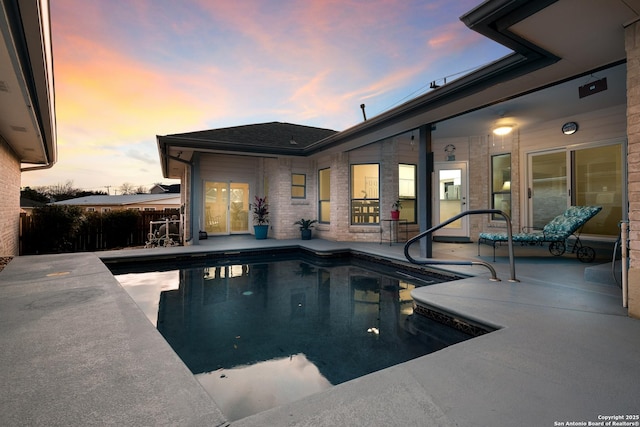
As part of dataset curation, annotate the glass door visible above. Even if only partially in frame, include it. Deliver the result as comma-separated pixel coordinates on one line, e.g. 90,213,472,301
433,162,468,238
572,144,623,235
527,143,623,236
528,151,567,228
229,183,249,233
204,182,250,235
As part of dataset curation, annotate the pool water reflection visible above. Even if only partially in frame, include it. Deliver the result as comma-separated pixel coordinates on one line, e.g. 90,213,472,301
115,258,471,421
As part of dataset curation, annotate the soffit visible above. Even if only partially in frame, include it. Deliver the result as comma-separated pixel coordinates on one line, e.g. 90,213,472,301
0,0,55,165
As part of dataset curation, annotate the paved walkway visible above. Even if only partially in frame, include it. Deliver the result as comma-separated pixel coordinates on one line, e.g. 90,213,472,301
1,236,638,426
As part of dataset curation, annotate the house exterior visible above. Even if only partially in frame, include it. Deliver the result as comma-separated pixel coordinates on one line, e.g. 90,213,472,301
52,194,181,213
149,183,181,194
0,0,56,257
20,197,46,215
157,0,640,317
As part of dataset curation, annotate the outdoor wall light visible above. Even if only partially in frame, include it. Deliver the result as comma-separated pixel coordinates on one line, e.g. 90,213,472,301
493,125,514,136
561,121,578,135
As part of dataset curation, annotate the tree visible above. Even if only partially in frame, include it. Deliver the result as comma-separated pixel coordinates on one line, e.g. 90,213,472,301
21,187,49,203
118,182,137,195
40,180,78,201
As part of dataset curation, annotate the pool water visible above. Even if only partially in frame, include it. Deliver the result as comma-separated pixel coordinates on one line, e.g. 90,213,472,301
114,256,473,421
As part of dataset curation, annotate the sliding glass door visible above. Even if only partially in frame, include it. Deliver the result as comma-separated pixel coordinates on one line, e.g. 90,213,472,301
529,151,567,229
527,143,623,236
204,181,250,235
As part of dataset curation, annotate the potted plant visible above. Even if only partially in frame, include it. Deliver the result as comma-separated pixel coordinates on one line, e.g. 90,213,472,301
250,196,269,239
391,200,402,220
294,218,317,240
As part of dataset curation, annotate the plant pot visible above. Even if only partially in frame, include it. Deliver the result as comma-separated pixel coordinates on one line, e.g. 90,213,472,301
391,210,400,220
301,229,312,240
254,225,269,239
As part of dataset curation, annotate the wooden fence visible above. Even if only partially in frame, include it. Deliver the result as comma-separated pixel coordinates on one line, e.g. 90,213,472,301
19,210,180,255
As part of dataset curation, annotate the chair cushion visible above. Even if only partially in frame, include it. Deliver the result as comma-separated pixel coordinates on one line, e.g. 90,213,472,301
479,206,602,243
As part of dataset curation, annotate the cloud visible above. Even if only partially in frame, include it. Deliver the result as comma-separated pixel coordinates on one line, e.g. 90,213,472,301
26,0,510,190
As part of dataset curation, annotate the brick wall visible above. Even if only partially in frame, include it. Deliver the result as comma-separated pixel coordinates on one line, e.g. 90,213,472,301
331,152,350,240
264,157,317,240
469,135,488,238
625,21,640,317
0,138,21,256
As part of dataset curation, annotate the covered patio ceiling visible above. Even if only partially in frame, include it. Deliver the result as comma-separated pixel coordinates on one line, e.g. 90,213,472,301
432,61,626,140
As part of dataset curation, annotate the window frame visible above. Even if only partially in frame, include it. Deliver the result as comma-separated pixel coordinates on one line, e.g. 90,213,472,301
318,168,330,223
491,153,511,220
291,173,306,199
350,163,380,225
398,163,417,224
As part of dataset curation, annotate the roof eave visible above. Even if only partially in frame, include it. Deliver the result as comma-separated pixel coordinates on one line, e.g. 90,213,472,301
2,0,57,169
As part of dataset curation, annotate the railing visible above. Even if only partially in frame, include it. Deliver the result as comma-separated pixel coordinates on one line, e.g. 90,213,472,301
403,209,518,282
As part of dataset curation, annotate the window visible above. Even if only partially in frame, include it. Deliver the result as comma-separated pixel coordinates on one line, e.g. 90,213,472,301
86,207,95,212
102,207,112,213
351,164,379,224
491,154,511,220
318,168,330,223
144,207,156,211
291,173,306,199
399,164,416,223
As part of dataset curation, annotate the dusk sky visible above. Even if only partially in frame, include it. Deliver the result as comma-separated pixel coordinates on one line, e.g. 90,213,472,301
22,0,511,193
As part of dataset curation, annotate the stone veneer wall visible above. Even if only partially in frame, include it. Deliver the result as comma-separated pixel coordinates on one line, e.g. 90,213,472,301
625,20,640,318
0,138,21,256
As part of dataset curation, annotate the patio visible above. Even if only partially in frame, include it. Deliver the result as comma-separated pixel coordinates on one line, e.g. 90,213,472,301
0,237,637,426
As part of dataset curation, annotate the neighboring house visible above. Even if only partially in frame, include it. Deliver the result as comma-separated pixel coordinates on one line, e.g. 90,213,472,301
157,0,640,317
20,197,46,215
52,194,181,213
0,0,56,257
149,183,181,194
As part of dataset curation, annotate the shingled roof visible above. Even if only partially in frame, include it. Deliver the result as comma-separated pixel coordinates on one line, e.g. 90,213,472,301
164,122,337,151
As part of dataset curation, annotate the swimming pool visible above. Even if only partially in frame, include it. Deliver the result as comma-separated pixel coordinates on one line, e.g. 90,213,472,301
112,252,478,421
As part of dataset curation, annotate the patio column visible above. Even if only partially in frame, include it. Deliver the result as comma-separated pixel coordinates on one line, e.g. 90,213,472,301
418,124,433,258
625,19,640,318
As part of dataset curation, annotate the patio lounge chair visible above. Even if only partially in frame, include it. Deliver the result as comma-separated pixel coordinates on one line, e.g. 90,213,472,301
478,205,602,263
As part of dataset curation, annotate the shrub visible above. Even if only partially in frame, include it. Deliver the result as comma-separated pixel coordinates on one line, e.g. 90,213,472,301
32,205,84,253
102,210,141,248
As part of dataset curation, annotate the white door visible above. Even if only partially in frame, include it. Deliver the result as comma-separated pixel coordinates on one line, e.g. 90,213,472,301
433,162,469,239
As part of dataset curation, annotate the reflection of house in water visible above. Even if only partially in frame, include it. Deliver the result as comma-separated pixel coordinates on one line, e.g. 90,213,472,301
156,260,470,385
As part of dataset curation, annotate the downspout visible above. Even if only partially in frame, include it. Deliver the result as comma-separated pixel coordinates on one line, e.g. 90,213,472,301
620,220,629,308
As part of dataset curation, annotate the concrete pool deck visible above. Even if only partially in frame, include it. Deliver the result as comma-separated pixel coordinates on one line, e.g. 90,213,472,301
1,236,638,426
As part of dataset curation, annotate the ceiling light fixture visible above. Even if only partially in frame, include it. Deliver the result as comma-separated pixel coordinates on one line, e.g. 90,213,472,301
493,125,513,136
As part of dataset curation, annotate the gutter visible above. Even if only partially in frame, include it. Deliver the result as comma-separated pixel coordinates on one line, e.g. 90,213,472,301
2,0,57,170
